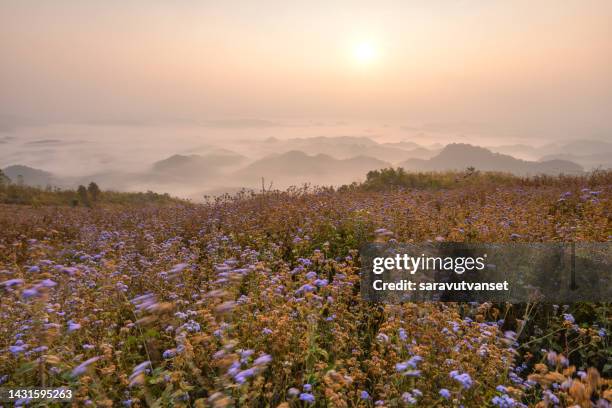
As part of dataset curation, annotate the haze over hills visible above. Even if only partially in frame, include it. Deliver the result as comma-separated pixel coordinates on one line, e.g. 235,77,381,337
2,165,56,186
559,140,612,156
538,153,612,171
3,136,609,200
488,140,612,168
253,136,435,163
401,144,584,175
382,141,422,150
234,150,390,187
150,151,247,182
538,140,612,170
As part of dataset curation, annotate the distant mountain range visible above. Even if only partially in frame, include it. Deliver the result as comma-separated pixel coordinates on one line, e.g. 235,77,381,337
234,150,389,186
489,140,612,169
538,153,611,170
257,136,437,162
401,144,584,175
4,137,608,198
149,151,246,182
2,165,56,186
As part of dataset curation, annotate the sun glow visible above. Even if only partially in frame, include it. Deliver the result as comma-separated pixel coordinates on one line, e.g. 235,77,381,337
352,41,378,65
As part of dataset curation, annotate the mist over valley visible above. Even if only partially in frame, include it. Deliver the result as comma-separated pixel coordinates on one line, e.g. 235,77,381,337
2,123,609,200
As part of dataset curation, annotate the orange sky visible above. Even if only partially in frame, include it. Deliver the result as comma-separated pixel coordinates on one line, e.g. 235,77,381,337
1,0,611,140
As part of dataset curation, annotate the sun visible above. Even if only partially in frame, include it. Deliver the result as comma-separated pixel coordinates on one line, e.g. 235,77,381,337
352,41,378,65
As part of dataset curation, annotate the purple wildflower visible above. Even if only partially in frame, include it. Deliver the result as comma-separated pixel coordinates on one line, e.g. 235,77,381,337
67,321,81,332
299,393,315,404
439,388,451,399
22,288,40,299
71,356,101,377
253,354,272,366
450,371,473,389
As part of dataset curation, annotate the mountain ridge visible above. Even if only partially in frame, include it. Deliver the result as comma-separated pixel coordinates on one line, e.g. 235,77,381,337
401,143,584,175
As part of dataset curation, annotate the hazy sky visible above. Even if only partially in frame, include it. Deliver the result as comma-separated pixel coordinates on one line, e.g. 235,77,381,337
1,0,611,140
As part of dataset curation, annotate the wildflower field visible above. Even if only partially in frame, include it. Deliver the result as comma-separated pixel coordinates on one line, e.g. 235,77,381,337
1,171,611,407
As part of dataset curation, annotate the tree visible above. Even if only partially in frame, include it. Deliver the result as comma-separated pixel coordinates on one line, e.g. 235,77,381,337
465,166,479,177
77,185,90,207
87,182,101,202
0,169,10,187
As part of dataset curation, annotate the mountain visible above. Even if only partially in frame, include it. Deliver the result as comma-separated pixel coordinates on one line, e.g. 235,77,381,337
400,147,440,160
539,153,612,170
150,151,246,182
488,144,546,160
254,136,428,163
400,144,583,175
537,140,612,170
286,136,380,147
490,140,612,161
556,140,612,156
382,141,422,150
2,165,56,186
234,150,389,187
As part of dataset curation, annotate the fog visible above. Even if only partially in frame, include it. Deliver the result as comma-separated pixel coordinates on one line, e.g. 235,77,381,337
1,1,611,198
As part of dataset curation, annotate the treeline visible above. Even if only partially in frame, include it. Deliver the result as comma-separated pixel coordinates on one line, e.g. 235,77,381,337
0,170,182,206
342,167,612,191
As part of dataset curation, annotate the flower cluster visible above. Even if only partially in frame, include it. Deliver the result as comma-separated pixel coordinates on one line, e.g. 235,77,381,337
0,179,609,406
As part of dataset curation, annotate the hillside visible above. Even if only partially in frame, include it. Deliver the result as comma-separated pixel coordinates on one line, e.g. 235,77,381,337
1,172,609,406
150,151,246,182
539,153,612,170
0,181,183,206
3,141,597,196
401,143,583,175
257,136,432,162
490,139,612,162
234,150,389,186
2,165,55,186
559,140,612,156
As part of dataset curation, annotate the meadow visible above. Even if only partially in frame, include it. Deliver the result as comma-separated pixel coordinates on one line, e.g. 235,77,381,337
0,170,610,407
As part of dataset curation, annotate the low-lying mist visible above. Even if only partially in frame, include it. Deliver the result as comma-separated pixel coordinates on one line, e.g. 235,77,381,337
1,121,610,201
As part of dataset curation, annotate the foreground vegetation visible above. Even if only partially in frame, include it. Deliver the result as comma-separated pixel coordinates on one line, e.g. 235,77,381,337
0,170,610,407
0,172,180,207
